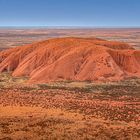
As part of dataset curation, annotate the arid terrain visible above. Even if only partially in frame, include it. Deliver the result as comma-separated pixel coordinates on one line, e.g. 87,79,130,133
0,28,140,50
1,37,140,83
0,72,140,140
0,28,140,140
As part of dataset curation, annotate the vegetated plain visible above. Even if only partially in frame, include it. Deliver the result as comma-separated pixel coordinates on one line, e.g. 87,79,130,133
0,72,140,140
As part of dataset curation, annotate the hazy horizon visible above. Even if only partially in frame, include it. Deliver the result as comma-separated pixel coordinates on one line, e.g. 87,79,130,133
0,26,140,29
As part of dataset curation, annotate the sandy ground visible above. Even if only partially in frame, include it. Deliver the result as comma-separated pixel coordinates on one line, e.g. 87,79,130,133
0,75,140,140
0,73,139,139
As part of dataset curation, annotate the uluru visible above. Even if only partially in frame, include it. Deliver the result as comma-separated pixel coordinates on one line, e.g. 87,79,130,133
0,37,140,84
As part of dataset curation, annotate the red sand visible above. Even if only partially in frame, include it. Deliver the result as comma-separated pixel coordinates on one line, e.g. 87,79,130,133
0,37,140,83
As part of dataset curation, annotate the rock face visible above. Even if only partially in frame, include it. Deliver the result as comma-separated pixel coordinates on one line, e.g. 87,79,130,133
0,37,140,84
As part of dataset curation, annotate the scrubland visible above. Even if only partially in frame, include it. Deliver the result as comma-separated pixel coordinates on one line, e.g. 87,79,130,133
0,73,140,140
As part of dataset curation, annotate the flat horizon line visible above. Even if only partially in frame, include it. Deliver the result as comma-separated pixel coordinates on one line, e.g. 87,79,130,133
0,26,140,29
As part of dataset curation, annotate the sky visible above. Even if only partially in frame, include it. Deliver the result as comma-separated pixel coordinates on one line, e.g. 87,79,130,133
0,0,140,27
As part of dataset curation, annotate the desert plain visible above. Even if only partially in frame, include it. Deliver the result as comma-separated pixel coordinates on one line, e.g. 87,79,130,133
0,28,140,140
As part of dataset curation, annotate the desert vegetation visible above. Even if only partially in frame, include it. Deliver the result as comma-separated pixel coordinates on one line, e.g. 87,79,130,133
0,73,140,140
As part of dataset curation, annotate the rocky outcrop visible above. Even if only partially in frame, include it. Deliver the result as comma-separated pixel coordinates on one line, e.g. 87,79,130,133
0,37,140,83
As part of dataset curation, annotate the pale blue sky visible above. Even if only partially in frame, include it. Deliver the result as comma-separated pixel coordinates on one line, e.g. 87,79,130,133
0,0,140,27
